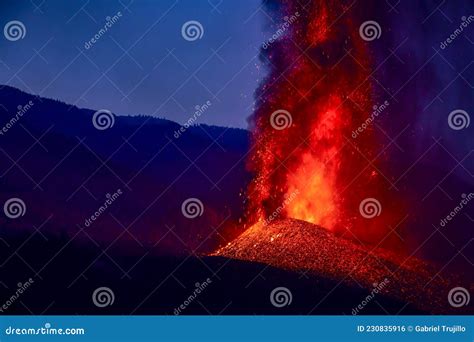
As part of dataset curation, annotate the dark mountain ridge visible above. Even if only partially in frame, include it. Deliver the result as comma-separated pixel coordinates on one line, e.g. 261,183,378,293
0,85,250,255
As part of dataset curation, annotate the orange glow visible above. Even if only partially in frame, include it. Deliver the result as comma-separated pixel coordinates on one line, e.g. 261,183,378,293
286,154,338,228
244,0,399,246
285,100,344,229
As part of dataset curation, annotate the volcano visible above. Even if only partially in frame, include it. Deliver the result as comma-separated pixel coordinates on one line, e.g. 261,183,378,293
214,218,461,314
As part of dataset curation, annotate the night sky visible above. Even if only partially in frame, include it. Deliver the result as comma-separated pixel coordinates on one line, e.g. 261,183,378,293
0,0,265,128
0,0,472,137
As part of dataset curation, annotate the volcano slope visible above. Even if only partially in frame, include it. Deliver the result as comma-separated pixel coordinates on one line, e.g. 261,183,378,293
214,218,468,314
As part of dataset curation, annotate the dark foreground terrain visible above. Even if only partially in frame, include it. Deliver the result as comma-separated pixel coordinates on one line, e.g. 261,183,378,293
0,231,434,315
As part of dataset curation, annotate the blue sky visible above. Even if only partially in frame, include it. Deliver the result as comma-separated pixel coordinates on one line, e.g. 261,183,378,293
0,0,267,128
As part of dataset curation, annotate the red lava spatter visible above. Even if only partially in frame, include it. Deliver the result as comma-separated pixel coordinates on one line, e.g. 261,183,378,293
245,0,403,244
214,219,455,313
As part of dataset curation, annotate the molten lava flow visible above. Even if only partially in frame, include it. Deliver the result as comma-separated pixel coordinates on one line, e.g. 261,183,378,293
246,0,398,243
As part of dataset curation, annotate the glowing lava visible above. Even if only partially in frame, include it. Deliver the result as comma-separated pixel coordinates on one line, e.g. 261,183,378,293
214,218,455,314
285,96,345,229
246,0,395,242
